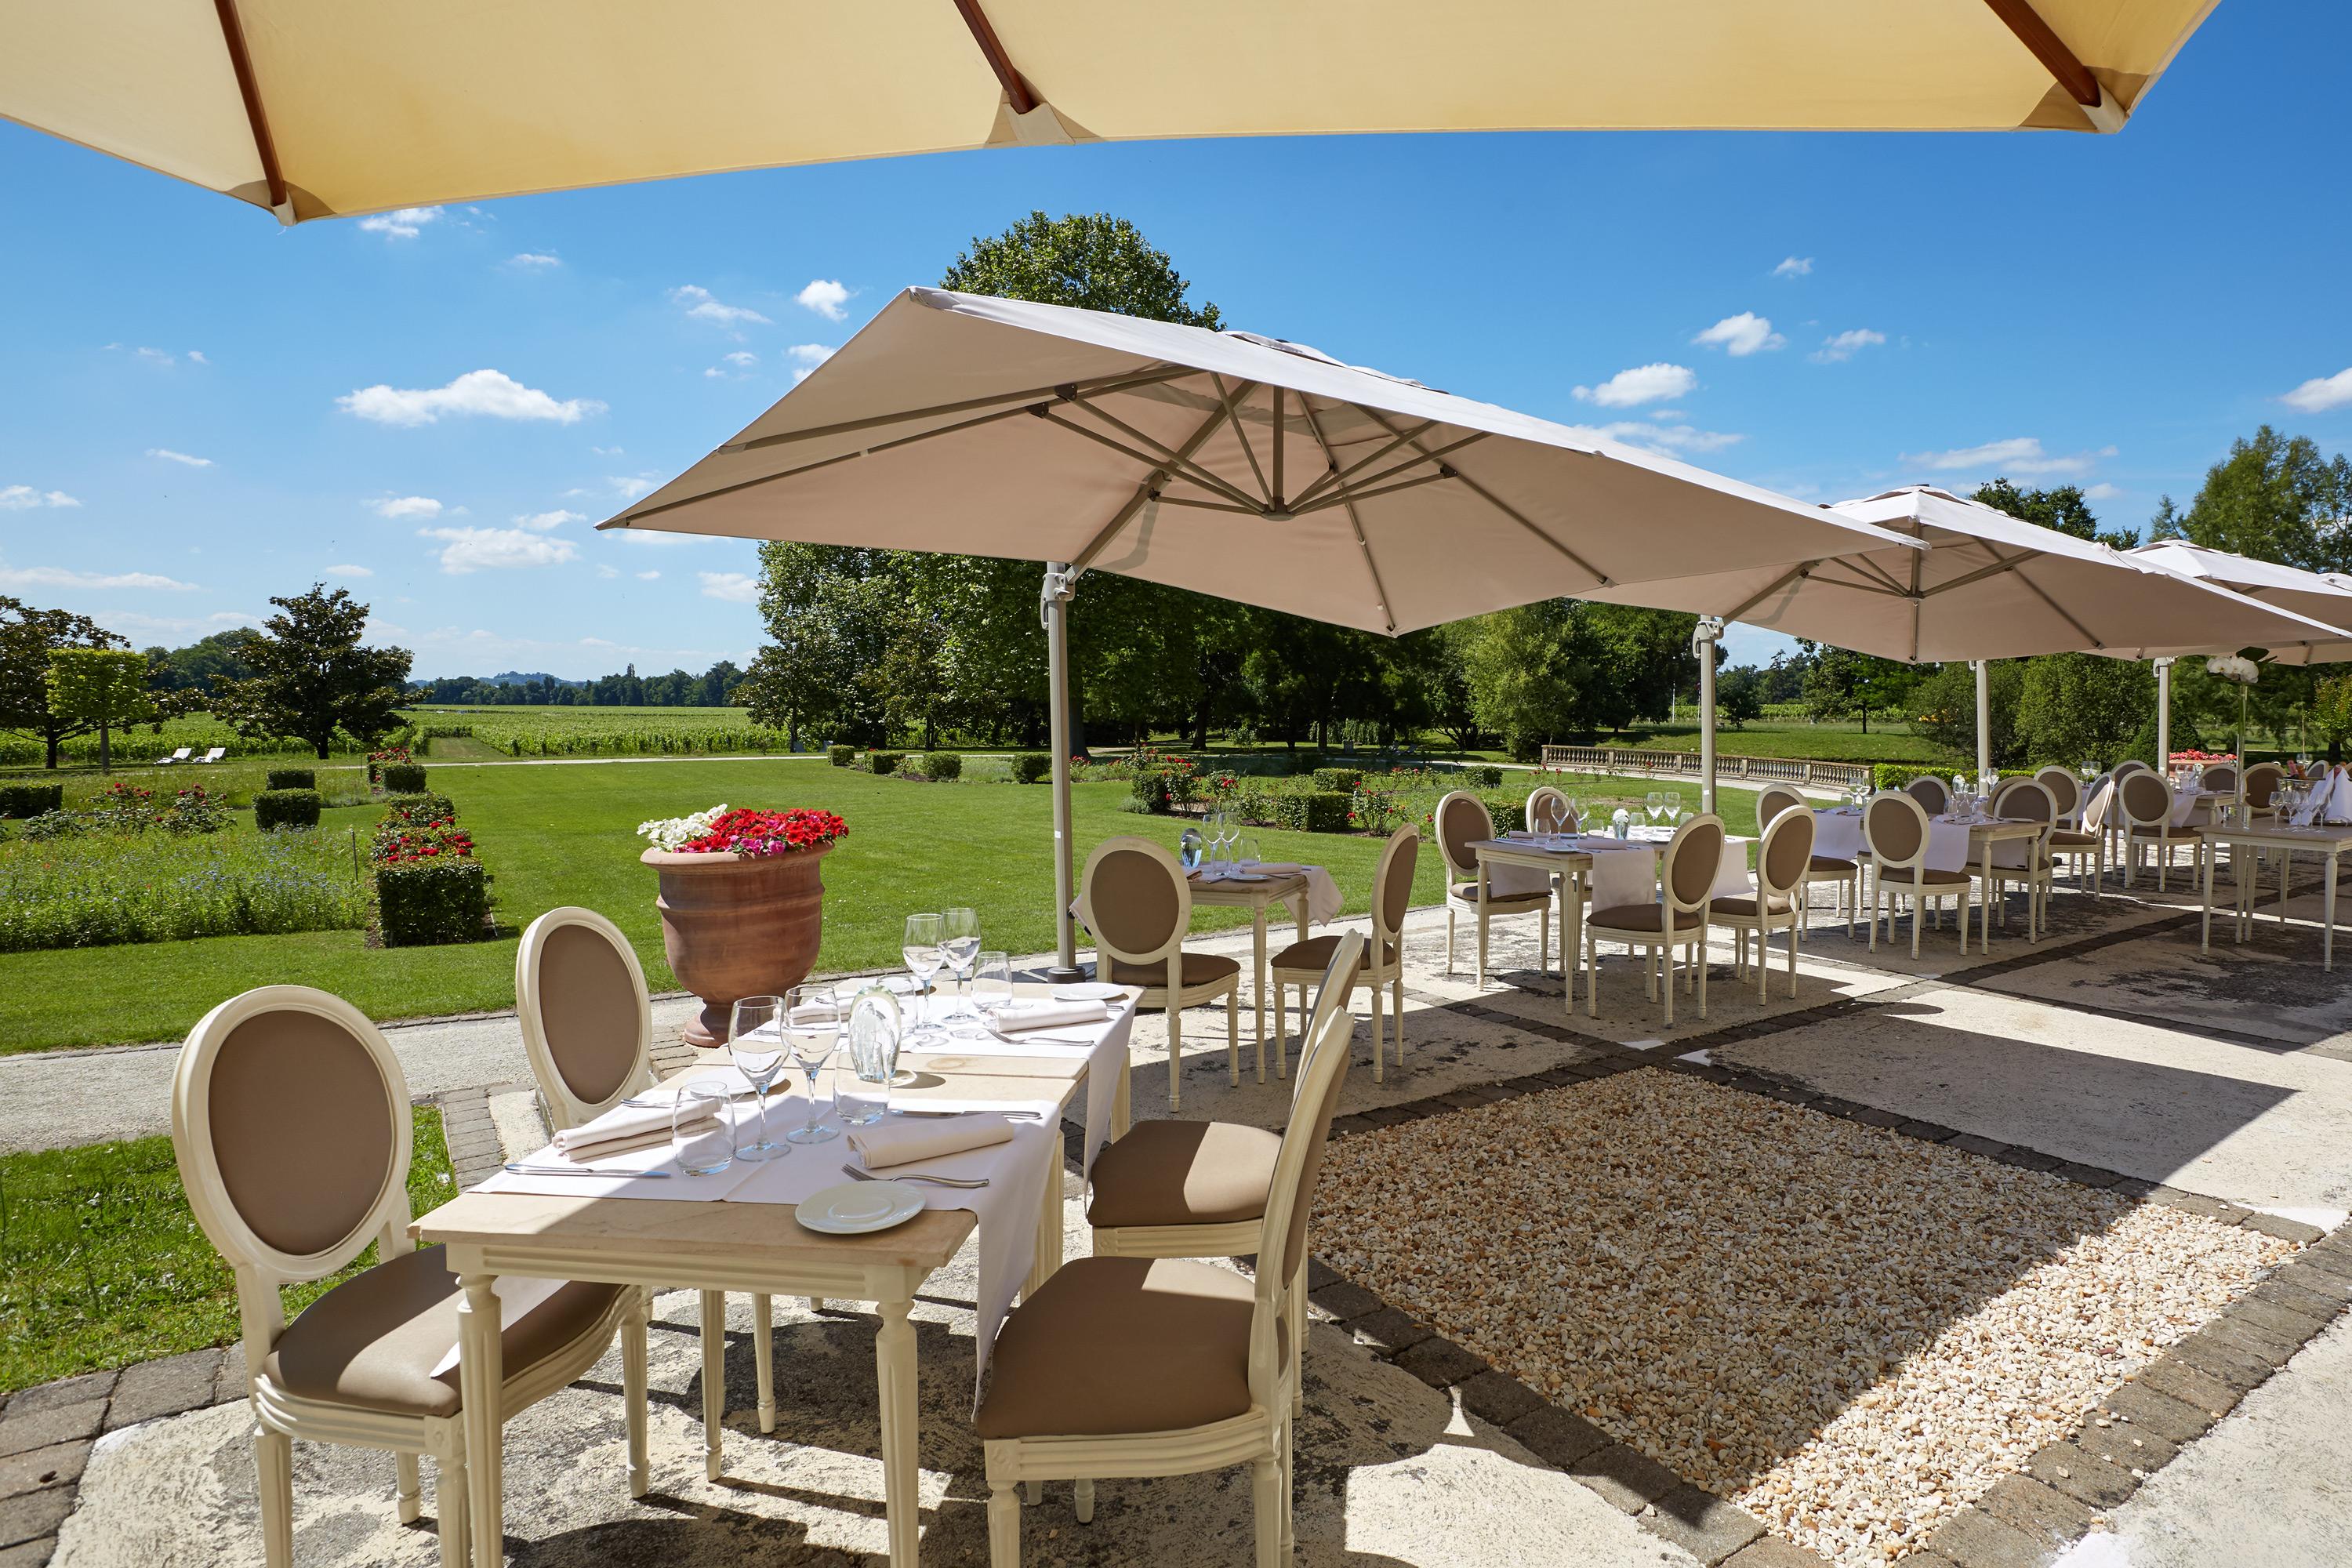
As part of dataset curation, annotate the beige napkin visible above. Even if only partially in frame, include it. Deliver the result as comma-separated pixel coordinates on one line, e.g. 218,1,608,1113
552,1100,716,1156
848,1113,1016,1169
994,999,1112,1033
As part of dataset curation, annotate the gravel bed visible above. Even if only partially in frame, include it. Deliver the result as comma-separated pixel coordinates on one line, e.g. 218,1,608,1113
1312,1070,2292,1566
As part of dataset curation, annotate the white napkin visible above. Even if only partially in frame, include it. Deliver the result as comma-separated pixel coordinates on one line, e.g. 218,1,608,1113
1238,862,1346,924
993,999,1111,1033
847,1113,1017,1169
551,1099,717,1155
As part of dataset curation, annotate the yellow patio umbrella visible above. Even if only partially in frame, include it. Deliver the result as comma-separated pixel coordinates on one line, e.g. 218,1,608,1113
2,0,2220,223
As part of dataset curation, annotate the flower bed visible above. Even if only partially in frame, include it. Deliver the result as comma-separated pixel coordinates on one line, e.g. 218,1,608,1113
639,804,848,858
369,798,489,946
0,826,365,951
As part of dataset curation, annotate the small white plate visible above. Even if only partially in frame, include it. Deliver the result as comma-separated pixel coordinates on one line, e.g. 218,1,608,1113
797,1181,924,1235
1052,982,1125,1002
1223,872,1272,883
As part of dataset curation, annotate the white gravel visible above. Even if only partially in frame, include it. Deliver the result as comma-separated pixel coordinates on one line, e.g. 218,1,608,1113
1312,1070,2294,1566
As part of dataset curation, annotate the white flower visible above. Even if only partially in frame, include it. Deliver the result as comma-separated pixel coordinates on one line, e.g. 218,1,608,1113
2204,655,2259,686
637,803,731,851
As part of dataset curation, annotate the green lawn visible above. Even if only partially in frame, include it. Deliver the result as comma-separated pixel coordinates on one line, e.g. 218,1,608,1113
1623,718,1958,766
0,1109,452,1393
0,760,1756,1054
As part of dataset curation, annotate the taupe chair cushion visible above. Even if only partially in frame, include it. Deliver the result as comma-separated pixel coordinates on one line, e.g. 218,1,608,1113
1587,902,1703,932
1086,1121,1281,1229
2125,824,2201,840
1448,881,1551,909
973,1257,1256,1439
2047,829,2100,848
1269,932,1395,973
1809,855,1857,873
1714,893,1794,918
1107,952,1242,989
1879,866,1972,887
262,1247,623,1418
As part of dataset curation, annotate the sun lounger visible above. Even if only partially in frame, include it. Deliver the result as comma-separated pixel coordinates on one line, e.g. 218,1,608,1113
154,746,193,765
196,747,227,764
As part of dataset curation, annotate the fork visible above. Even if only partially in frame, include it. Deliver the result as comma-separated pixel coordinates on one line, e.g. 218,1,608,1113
503,1162,672,1179
840,1163,989,1189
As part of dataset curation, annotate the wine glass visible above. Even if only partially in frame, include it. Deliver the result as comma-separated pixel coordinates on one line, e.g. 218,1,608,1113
1236,834,1261,871
781,985,840,1144
1559,797,1581,836
727,994,789,1161
1642,792,1661,833
902,913,944,1036
940,907,981,1017
953,951,1014,1040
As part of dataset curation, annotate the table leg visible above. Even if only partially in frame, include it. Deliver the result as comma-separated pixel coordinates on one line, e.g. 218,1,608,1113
752,1294,776,1433
2201,841,2216,953
876,1295,921,1567
1979,844,1994,953
1250,906,1269,1083
2327,853,2339,972
1476,864,1490,988
700,1290,726,1481
455,1272,505,1568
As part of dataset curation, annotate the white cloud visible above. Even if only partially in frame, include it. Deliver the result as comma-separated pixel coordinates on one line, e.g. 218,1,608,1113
2082,483,2123,501
186,350,208,365
724,350,757,368
704,349,760,381
1568,421,1746,456
1811,328,1886,364
1693,312,1785,357
635,569,662,581
0,558,199,591
591,445,624,456
788,343,837,383
698,571,760,603
135,347,175,365
339,368,604,426
369,495,445,520
323,563,375,577
1571,363,1697,408
358,205,445,239
419,525,579,575
796,279,851,321
508,252,561,267
514,509,583,532
2281,368,2352,414
0,485,83,510
146,448,213,467
1900,437,2118,477
608,475,658,501
672,285,771,328
595,564,620,579
1772,256,1814,278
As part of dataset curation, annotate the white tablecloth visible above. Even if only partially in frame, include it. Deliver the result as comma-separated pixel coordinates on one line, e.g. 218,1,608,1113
1560,829,1753,907
2291,768,2352,826
1812,808,1974,873
2082,779,2201,830
1218,861,1344,925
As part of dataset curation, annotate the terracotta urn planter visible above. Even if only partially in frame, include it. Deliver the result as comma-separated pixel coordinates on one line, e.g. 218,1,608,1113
641,844,829,1047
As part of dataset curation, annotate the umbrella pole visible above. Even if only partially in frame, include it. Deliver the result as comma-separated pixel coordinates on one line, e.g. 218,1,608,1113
1043,563,1084,982
1693,617,1722,815
2155,657,2173,771
1973,660,1991,784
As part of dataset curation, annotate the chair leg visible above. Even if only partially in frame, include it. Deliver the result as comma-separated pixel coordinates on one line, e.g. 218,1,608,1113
1697,935,1708,1019
1253,1453,1283,1568
1279,1413,1298,1561
1662,944,1675,1025
1585,925,1600,1018
987,1478,1022,1566
1227,988,1240,1087
436,1452,468,1568
623,1287,651,1497
1369,978,1385,1083
1075,1476,1096,1523
1290,1261,1307,1415
1392,973,1405,1061
1911,895,1922,960
1446,906,1457,975
1477,906,1490,989
256,1427,294,1568
397,1451,422,1525
1756,928,1767,1003
753,1293,776,1433
1168,999,1182,1113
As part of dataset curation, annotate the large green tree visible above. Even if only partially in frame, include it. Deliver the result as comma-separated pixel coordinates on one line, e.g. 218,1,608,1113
2149,424,2352,572
1797,640,1915,732
0,597,129,768
47,648,154,773
1458,601,1697,758
1972,479,2138,551
215,586,412,759
941,212,1224,328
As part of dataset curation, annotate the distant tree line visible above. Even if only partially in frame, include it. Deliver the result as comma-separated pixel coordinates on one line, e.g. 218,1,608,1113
408,662,743,708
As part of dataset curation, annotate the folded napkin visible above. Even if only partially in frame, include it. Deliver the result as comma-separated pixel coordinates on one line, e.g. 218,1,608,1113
551,1098,718,1156
848,1113,1016,1169
1232,861,1348,925
993,999,1112,1033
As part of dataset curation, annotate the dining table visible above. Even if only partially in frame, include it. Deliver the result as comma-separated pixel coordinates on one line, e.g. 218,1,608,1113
1815,808,2047,949
1185,863,1318,1080
412,983,1138,1568
2200,819,2352,969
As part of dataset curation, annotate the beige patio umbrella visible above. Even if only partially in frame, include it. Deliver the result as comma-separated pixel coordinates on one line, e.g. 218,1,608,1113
2127,541,2352,666
1582,485,2350,786
601,285,1920,970
2,1,2219,223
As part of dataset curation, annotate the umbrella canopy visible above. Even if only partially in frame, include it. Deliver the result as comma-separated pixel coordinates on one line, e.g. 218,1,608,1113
1584,487,2350,663
3,1,2220,223
2127,541,2352,665
602,287,1917,633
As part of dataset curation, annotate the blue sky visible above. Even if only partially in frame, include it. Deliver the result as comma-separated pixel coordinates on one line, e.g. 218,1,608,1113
2,2,2347,678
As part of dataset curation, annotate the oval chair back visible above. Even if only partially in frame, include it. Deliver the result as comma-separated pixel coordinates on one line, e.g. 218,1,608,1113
1755,783,1807,827
1374,825,1421,950
2112,759,2153,782
1077,836,1192,971
1998,779,2055,826
1661,814,1727,917
2119,769,2174,832
2201,763,2239,794
1987,775,2034,815
172,987,414,1356
2035,767,2082,818
1434,790,1494,880
1525,786,1574,835
518,906,655,1130
2245,763,2284,810
1756,806,1817,902
1904,776,1951,815
1864,790,1930,873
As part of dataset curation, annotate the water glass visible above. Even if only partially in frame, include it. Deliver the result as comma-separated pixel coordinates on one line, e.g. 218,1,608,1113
902,912,944,1035
842,985,902,1125
671,1081,734,1176
1235,834,1261,870
782,984,840,1144
941,907,981,1016
727,994,789,1161
1179,826,1204,870
953,951,1014,1040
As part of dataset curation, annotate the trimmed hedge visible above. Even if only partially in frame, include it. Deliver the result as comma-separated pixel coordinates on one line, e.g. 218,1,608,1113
381,762,428,795
1011,753,1053,784
1868,763,2038,792
827,745,856,768
254,789,323,831
264,768,317,791
383,791,458,824
1310,768,1364,792
1271,790,1352,833
1,784,64,819
376,858,491,946
912,752,962,781
1466,764,1504,789
868,750,905,775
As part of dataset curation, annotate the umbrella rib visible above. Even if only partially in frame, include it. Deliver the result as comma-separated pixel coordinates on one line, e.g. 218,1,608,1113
1068,401,1242,575
1150,495,1267,516
717,366,1196,456
1916,549,2038,598
1314,432,1492,501
949,0,1040,114
1980,0,2102,107
2009,562,2106,649
1722,562,1817,626
1352,406,1612,586
1301,400,1397,633
1287,420,1438,510
1209,375,1276,506
1058,392,1265,510
1295,467,1461,513
212,0,289,215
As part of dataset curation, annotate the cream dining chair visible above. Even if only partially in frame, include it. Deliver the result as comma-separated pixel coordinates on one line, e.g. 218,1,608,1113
1984,779,2056,940
1582,812,1724,1024
1088,931,1364,1446
1717,806,1813,1001
517,906,786,1454
1525,784,1575,835
173,985,644,1568
1863,790,1975,956
2119,768,2204,891
977,952,1360,1566
1759,782,1857,931
1904,775,1951,816
1436,789,1554,987
1269,824,1417,1081
2245,763,2285,821
2035,767,2105,895
1078,836,1240,1112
